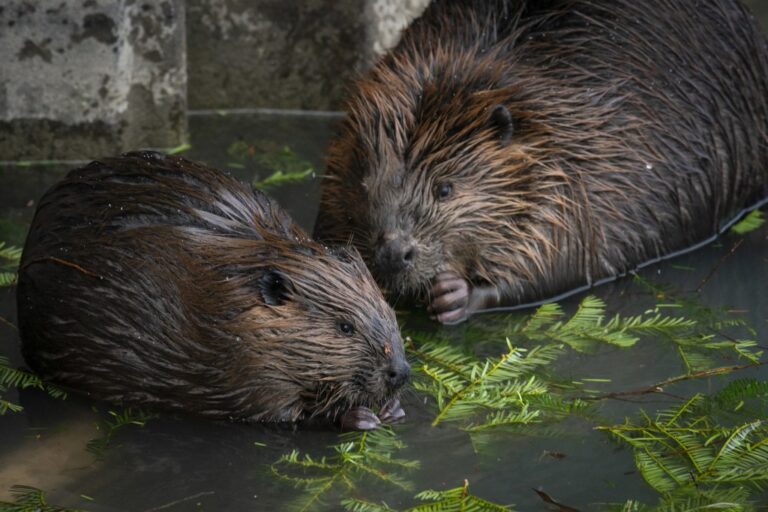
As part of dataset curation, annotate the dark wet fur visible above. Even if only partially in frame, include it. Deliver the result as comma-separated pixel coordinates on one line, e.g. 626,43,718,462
315,0,768,305
17,152,407,423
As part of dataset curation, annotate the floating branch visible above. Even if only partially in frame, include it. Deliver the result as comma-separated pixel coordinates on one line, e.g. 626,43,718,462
0,356,67,414
271,428,418,512
730,209,765,235
407,337,581,430
86,407,153,459
598,379,768,504
0,241,22,288
406,296,702,431
226,140,315,190
0,485,86,512
342,479,514,512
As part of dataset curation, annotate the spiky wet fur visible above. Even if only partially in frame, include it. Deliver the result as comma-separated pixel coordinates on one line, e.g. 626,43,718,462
17,153,405,423
315,0,768,304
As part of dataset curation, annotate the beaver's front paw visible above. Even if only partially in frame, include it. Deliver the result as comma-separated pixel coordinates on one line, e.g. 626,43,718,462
429,273,501,324
429,271,471,324
378,397,406,423
339,407,381,431
339,398,406,431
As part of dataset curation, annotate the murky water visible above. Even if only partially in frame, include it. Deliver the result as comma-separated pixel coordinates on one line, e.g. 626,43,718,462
1,109,767,511
2,3,768,504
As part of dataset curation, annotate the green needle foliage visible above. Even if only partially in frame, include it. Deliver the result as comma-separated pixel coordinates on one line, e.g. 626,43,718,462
0,485,85,512
271,428,419,512
408,337,583,430
342,480,514,512
613,487,755,512
730,209,765,235
634,276,764,372
0,241,22,287
599,379,768,507
227,140,315,190
0,356,67,414
407,296,700,431
86,408,153,459
505,296,695,352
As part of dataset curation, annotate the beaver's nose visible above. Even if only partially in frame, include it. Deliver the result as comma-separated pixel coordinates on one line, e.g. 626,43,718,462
386,360,411,388
377,236,417,273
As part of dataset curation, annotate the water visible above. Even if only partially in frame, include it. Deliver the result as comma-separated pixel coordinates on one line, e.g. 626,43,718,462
1,108,767,511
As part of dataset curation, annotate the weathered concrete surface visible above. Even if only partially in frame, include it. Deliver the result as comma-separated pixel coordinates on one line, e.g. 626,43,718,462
0,0,187,161
187,0,429,110
371,0,430,56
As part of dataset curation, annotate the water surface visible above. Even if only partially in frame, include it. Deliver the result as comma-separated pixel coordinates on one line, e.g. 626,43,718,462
1,108,767,511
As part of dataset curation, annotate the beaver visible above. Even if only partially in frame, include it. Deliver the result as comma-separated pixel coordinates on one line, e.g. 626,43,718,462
16,152,409,430
314,0,768,323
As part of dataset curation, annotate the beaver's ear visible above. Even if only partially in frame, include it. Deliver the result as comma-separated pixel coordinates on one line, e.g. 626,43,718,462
489,104,514,145
258,269,293,306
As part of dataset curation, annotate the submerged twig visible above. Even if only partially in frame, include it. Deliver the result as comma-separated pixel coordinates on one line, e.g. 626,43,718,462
695,238,743,293
584,361,768,401
0,315,17,331
142,491,215,512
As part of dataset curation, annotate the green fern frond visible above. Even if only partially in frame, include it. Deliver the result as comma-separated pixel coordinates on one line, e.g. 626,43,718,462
609,486,753,511
342,498,397,512
730,209,765,235
0,242,22,267
0,272,17,287
0,357,67,414
600,381,768,499
342,481,514,512
253,168,314,190
411,481,513,511
713,379,768,410
272,428,418,511
0,397,24,415
86,408,152,459
0,485,86,511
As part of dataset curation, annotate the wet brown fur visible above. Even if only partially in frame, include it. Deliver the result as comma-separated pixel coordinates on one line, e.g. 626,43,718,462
17,152,407,423
315,0,768,310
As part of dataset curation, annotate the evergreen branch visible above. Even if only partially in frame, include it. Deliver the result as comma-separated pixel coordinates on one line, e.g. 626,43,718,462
0,357,67,414
272,428,417,510
586,362,768,401
730,209,764,235
0,271,17,287
86,408,152,459
0,485,86,512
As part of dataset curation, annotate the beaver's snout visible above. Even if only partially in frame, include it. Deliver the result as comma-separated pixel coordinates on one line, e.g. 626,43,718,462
374,232,417,275
385,359,411,389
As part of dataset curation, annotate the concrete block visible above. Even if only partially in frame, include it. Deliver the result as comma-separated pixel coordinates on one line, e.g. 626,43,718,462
371,0,430,56
187,0,429,111
0,0,187,161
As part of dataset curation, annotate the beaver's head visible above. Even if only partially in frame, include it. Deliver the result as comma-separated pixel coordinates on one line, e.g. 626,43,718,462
205,231,409,423
318,47,570,304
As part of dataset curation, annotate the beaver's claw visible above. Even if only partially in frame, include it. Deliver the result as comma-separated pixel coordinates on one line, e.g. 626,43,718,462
340,407,381,431
340,398,406,431
378,397,406,423
428,271,471,324
428,272,501,324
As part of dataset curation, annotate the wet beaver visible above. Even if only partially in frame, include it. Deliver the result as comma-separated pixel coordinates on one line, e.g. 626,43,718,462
314,0,768,323
17,152,409,430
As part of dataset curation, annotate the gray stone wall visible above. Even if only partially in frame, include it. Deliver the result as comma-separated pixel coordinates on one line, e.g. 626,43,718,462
186,0,430,111
371,0,429,56
0,0,187,161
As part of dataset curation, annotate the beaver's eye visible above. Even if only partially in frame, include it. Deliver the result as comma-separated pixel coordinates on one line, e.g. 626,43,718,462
337,320,355,336
435,182,453,201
